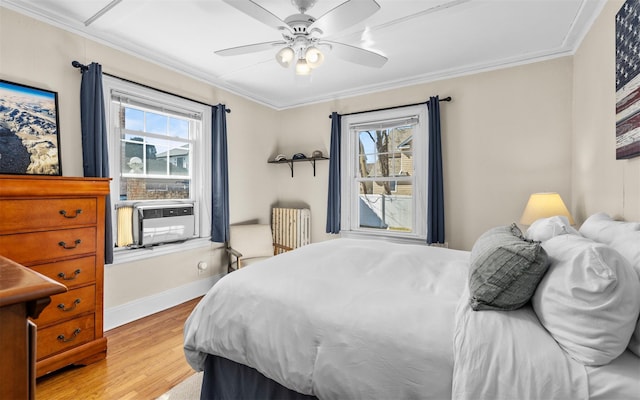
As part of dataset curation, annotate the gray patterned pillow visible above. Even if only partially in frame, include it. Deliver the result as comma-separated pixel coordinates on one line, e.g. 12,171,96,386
469,223,549,311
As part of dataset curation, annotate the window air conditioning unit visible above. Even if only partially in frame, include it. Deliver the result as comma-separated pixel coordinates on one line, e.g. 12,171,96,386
133,203,195,246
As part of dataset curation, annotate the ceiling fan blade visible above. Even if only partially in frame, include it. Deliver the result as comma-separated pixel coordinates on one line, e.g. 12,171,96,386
215,41,287,56
325,41,387,68
223,0,288,31
309,0,380,37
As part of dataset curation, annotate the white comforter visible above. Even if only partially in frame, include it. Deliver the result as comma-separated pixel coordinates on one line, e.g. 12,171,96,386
184,238,635,399
184,238,470,398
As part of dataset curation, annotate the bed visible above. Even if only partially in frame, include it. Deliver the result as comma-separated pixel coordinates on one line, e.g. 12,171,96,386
184,214,640,399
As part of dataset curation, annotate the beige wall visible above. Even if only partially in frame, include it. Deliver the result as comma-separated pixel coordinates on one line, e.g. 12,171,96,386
572,0,640,223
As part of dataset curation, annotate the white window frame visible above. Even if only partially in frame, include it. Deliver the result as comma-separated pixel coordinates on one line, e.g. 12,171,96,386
340,105,428,243
102,76,212,263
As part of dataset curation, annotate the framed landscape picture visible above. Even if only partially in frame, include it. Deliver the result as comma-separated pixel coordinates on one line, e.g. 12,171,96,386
0,79,62,175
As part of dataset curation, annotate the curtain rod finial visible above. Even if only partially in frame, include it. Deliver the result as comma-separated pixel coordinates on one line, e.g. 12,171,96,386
71,60,88,72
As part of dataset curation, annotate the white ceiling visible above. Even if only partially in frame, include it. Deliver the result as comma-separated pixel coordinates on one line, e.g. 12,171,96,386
4,0,606,110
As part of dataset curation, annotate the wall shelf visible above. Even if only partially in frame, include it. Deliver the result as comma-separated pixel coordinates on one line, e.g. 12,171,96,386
268,156,329,177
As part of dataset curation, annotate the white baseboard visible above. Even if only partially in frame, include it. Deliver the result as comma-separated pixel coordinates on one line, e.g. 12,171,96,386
104,274,223,331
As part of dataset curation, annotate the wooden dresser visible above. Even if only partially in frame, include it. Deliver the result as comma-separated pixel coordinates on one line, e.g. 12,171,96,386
0,175,110,377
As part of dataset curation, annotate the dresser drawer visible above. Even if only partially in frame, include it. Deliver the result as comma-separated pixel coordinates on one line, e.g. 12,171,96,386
31,256,96,288
37,314,95,360
0,198,97,234
35,285,96,327
0,227,97,265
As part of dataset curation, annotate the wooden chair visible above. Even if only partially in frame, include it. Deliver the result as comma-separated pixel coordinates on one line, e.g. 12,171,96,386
226,224,292,273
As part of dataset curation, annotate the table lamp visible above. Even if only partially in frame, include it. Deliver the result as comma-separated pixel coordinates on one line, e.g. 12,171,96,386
520,192,574,225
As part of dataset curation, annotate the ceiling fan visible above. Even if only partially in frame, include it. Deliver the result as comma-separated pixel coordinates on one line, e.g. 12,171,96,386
217,0,388,76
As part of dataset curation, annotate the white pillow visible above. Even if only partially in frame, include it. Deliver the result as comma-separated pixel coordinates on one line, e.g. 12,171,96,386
532,234,640,366
609,231,640,357
525,216,579,242
611,231,640,276
580,214,640,357
579,212,640,244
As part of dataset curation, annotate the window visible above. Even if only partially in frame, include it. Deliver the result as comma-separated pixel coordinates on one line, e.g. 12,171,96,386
341,105,428,241
102,76,212,255
117,100,193,201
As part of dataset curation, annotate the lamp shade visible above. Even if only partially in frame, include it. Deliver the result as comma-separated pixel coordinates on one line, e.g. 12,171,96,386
305,47,324,68
295,58,311,76
276,47,295,68
520,192,574,225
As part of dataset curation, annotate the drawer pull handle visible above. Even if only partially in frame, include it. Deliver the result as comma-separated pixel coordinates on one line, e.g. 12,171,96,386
57,299,81,312
58,269,81,280
60,209,83,218
57,328,81,343
58,239,82,250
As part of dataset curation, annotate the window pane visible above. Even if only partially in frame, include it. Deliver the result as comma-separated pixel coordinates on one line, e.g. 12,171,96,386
377,151,394,177
119,177,190,201
169,118,189,139
146,112,167,134
124,108,144,131
359,133,377,179
147,142,169,175
170,144,190,176
122,140,144,174
358,183,413,232
359,131,376,152
358,128,416,178
399,151,413,176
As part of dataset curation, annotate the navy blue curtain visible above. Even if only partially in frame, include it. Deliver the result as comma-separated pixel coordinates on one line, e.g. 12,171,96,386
211,104,230,243
427,96,445,244
326,112,342,234
80,62,113,264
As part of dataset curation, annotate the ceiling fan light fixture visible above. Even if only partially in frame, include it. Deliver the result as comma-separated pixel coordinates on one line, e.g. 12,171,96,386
276,47,295,68
219,0,387,78
305,46,324,68
295,58,312,76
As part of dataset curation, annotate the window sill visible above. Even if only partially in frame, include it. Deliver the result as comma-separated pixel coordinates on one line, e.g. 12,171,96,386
110,237,223,265
339,230,428,246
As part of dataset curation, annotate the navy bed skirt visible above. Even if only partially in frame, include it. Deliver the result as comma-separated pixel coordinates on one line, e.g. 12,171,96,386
201,354,318,400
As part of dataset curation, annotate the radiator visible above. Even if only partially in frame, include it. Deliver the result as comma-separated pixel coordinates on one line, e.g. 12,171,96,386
272,208,311,254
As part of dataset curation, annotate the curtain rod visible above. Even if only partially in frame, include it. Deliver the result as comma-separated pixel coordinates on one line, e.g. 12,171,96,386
71,61,230,113
328,96,451,118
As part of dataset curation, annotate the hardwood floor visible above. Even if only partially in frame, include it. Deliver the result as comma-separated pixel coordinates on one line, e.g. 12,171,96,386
36,297,202,400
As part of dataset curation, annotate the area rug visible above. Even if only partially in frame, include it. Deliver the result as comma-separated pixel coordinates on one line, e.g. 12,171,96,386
156,372,203,400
